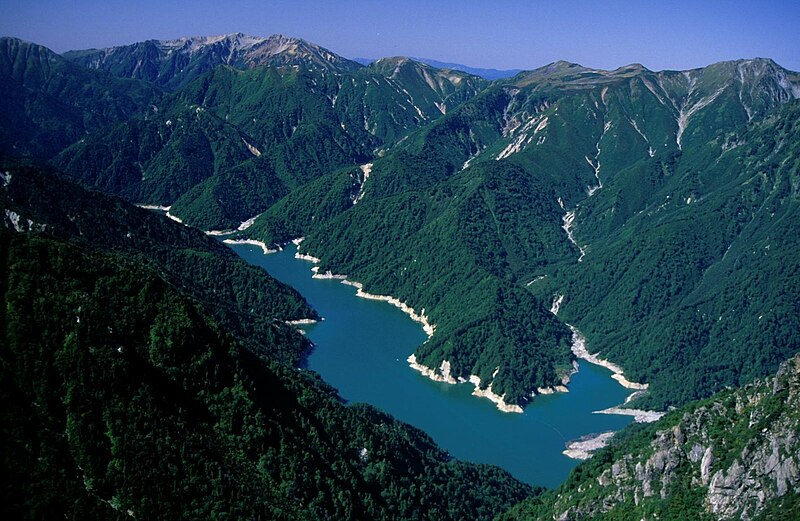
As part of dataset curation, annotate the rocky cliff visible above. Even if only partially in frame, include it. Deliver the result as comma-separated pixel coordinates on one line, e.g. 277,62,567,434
500,354,800,520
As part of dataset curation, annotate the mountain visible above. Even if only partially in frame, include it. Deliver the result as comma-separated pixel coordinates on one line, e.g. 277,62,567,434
63,33,363,90
546,88,800,409
245,154,578,406
499,353,800,520
0,156,317,364
367,56,486,113
3,33,800,415
412,57,523,80
50,46,485,229
356,56,523,80
0,37,160,159
241,57,800,410
2,32,800,519
0,157,534,520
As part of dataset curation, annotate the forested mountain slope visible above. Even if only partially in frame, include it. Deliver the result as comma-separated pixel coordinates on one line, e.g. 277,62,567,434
548,96,800,409
244,58,800,409
499,353,800,520
46,36,485,229
0,37,160,159
2,31,800,519
0,156,316,363
0,159,533,520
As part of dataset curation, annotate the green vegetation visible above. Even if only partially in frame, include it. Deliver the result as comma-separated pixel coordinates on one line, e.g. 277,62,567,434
244,62,799,408
296,159,577,403
6,34,799,409
51,50,483,230
1,161,534,519
0,231,532,519
1,156,316,364
2,33,800,519
497,354,800,520
0,37,160,159
62,33,365,91
246,59,800,409
551,100,800,409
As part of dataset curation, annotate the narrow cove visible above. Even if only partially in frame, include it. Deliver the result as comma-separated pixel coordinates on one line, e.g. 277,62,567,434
232,242,634,488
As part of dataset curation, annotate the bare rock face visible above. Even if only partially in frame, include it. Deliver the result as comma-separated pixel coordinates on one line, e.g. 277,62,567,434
708,460,748,518
700,447,714,485
707,423,800,519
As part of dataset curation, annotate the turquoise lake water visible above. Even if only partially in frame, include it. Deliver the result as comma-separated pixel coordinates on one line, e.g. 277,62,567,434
232,243,633,488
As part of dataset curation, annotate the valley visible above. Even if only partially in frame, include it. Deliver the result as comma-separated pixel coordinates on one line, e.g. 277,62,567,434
232,241,637,488
1,31,799,519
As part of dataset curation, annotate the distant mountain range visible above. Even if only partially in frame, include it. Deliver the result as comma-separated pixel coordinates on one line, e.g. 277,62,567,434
2,32,800,519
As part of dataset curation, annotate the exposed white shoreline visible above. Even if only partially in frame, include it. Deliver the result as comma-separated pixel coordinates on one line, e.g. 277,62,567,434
292,237,556,413
237,213,261,231
165,211,186,225
265,239,661,418
343,280,436,338
286,318,319,326
311,266,348,280
206,229,234,236
295,251,322,263
288,238,530,409
569,327,664,422
406,353,574,413
549,295,664,424
407,355,524,413
137,203,187,227
470,376,525,413
568,325,648,391
563,431,616,460
205,213,264,236
223,238,276,255
407,355,458,384
594,406,666,423
137,204,171,211
291,238,436,338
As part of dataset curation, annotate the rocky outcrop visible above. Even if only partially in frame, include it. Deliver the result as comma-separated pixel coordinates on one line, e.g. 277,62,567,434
502,354,800,520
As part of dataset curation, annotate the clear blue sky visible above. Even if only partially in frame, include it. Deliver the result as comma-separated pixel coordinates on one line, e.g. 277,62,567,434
2,0,798,72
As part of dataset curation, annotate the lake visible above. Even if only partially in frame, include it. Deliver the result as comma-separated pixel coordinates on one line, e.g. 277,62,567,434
231,242,633,488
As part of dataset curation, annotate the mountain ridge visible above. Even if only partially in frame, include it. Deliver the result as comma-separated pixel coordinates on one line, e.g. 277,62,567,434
59,33,800,86
63,33,363,90
240,49,799,409
0,37,160,158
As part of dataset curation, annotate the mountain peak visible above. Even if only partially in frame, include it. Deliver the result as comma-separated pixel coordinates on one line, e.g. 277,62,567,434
375,56,413,65
548,60,585,71
63,33,362,89
367,56,484,90
159,32,322,60
613,62,650,73
509,60,594,87
370,56,424,74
